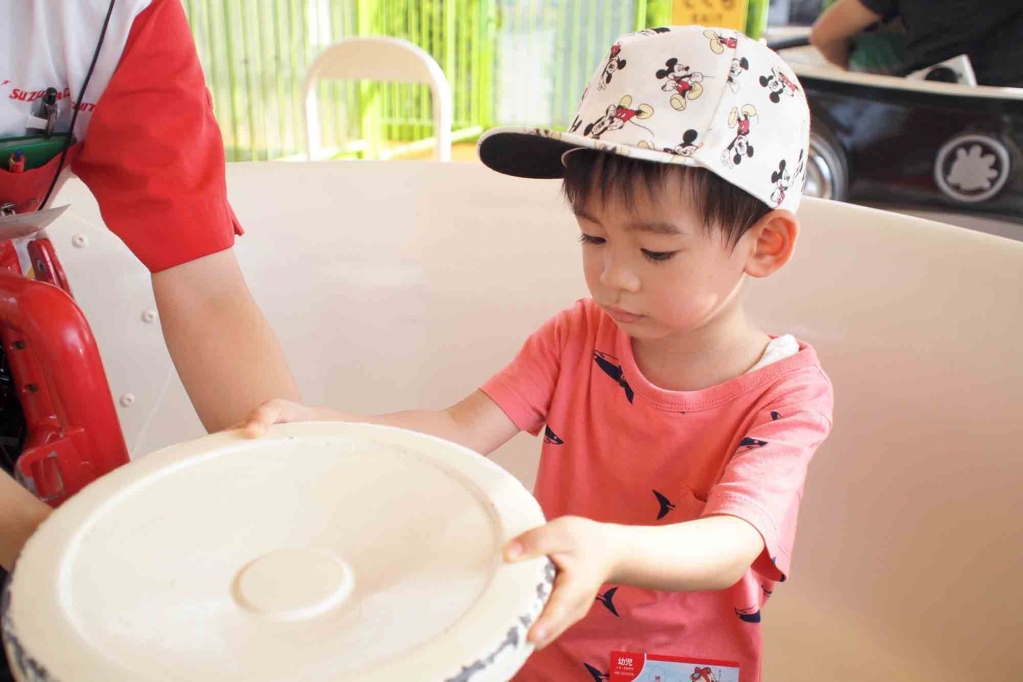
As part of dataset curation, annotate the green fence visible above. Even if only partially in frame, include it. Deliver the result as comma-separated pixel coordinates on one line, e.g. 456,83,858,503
185,0,361,161
357,0,498,152
185,1,776,161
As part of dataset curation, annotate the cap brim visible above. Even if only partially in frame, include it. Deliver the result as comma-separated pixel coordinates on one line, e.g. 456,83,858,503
477,126,696,179
477,127,579,179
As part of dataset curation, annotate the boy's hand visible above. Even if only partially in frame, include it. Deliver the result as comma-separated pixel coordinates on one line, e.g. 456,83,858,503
242,399,324,438
504,516,621,649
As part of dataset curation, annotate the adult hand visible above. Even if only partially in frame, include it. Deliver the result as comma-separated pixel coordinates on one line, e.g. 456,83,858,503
241,399,340,438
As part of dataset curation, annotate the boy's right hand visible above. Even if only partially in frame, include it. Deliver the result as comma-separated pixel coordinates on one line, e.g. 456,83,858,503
242,399,324,439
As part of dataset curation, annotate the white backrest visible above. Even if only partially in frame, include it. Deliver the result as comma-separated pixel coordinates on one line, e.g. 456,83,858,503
46,161,1023,681
303,37,453,161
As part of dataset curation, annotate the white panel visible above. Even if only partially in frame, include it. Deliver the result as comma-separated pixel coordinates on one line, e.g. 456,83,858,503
746,198,1023,680
44,187,203,458
45,161,1023,681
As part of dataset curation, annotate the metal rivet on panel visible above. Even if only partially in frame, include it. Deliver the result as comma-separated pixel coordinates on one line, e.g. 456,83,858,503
71,235,89,248
119,393,136,408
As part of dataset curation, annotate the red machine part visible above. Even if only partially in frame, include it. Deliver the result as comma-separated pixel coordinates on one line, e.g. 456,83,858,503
0,258,129,506
28,239,73,296
0,242,20,275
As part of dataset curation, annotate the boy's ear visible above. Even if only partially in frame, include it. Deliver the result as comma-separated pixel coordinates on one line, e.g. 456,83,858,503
743,210,799,278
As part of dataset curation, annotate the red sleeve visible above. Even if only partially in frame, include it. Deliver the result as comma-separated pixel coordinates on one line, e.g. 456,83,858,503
72,0,241,273
480,305,577,437
703,370,834,582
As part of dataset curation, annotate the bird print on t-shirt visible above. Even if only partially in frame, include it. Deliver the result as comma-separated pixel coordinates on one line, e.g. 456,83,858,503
735,605,762,623
543,425,564,445
585,663,610,682
653,490,676,520
593,350,635,403
737,437,768,453
770,555,788,582
596,587,621,617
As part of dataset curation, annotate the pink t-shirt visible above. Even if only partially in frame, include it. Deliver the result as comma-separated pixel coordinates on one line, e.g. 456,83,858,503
481,299,834,682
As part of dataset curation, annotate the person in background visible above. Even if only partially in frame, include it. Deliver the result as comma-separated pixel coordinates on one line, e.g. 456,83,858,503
810,0,1023,85
0,0,299,586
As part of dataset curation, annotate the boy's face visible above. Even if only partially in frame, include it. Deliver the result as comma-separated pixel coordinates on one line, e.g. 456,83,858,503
573,172,754,342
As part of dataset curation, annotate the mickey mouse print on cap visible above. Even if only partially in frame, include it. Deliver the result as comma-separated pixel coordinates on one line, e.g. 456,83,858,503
477,26,811,213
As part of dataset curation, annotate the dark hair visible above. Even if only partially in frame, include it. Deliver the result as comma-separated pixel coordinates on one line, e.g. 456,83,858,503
561,149,772,246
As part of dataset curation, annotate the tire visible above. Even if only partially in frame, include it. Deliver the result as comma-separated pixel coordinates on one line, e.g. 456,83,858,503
805,125,849,202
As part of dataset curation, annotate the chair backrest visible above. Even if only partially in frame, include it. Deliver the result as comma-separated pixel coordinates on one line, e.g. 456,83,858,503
302,37,452,161
49,162,1023,682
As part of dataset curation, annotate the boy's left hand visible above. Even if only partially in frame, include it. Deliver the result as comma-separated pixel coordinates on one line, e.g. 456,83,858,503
504,516,621,649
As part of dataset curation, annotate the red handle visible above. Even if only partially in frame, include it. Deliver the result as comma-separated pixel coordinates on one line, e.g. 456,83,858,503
0,269,129,506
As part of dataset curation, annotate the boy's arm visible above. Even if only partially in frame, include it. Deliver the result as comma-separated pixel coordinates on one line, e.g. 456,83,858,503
245,390,520,456
244,302,580,452
607,515,764,592
505,515,762,648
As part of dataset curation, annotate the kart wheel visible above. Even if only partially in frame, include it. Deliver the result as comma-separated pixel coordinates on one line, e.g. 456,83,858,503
805,126,849,201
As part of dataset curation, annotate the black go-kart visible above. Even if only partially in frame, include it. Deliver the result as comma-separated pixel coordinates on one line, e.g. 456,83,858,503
769,34,1023,227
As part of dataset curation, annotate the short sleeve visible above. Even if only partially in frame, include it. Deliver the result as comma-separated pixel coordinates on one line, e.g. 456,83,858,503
857,0,899,21
480,307,575,437
704,370,834,582
72,0,241,273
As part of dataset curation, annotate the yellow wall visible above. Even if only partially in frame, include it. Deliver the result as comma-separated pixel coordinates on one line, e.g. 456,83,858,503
673,0,748,31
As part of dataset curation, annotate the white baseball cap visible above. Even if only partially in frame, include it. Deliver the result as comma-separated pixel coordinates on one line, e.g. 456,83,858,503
478,26,811,212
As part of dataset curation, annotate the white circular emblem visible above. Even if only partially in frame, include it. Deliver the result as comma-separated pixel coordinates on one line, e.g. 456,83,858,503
934,134,1011,203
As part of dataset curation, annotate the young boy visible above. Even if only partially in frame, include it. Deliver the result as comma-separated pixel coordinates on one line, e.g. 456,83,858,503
245,26,833,682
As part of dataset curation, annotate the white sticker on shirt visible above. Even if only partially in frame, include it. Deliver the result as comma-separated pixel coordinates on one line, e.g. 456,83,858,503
611,651,740,682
